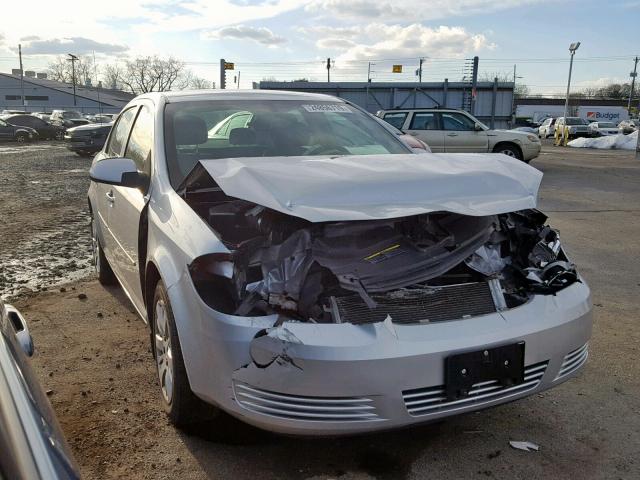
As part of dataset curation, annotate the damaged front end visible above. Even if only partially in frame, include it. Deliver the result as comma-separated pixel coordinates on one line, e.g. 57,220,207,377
185,184,578,327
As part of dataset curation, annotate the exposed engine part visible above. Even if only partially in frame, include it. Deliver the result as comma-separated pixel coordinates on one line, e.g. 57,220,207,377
188,193,579,324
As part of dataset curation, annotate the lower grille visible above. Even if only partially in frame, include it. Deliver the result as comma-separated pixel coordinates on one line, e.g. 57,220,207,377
334,282,496,325
555,343,588,380
233,383,382,422
403,361,548,416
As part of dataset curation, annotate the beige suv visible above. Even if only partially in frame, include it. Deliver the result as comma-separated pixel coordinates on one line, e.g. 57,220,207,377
377,108,541,162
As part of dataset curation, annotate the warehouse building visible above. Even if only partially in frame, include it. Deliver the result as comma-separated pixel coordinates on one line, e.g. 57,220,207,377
257,81,515,129
0,71,133,114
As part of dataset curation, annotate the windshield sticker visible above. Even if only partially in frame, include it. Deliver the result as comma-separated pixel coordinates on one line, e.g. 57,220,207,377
302,104,353,113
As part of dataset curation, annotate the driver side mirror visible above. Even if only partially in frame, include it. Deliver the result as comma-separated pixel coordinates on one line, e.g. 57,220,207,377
89,157,146,189
474,122,484,131
5,305,34,356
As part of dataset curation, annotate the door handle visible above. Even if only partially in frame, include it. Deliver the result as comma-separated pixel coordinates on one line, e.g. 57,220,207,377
447,133,458,137
106,190,115,203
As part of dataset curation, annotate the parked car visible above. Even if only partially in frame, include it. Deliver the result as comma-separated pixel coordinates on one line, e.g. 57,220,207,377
0,118,38,142
538,117,556,138
50,110,90,128
88,91,591,436
89,114,115,124
511,126,538,134
32,112,51,123
1,109,29,115
555,117,591,139
377,108,541,162
618,119,639,135
0,299,80,479
64,122,113,156
3,114,65,140
588,121,620,137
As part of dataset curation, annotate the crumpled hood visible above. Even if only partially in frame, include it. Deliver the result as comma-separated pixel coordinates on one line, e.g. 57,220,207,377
198,153,542,222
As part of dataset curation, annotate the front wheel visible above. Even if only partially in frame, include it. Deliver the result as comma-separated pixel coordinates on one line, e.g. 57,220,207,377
494,143,523,160
15,133,27,143
152,281,217,428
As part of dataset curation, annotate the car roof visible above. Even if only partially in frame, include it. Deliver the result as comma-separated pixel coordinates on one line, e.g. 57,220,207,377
135,89,345,104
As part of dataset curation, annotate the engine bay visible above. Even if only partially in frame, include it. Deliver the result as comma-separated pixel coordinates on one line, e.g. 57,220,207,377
185,185,579,325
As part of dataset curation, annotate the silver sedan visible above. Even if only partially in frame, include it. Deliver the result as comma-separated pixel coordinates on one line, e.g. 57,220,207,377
88,90,592,435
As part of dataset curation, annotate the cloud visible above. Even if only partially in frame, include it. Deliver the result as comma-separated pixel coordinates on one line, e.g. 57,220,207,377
203,25,287,45
306,0,544,22
18,37,129,55
314,24,493,61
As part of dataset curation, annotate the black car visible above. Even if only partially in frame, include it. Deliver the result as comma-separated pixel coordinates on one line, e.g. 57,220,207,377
0,299,80,479
0,118,38,142
3,114,65,140
64,122,113,156
50,110,90,129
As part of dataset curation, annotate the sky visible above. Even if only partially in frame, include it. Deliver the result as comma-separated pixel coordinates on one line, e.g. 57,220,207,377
0,0,638,94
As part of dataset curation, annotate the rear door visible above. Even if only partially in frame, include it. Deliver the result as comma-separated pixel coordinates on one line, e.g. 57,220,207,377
441,111,489,153
403,111,445,152
105,104,154,314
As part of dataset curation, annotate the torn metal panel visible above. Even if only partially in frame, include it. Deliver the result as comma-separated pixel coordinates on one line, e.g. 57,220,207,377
197,153,542,222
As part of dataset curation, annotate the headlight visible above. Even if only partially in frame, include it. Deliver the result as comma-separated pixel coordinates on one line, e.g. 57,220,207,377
526,134,539,142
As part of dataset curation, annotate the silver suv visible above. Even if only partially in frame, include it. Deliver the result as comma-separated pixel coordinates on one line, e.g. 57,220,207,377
377,108,541,162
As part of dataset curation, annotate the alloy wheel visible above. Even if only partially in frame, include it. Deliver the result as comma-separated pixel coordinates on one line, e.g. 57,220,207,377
154,299,174,404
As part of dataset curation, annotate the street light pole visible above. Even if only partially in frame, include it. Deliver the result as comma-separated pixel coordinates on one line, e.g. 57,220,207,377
67,53,79,107
628,56,638,111
563,42,580,119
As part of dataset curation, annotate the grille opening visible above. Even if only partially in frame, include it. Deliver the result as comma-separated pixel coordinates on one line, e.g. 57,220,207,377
332,281,497,325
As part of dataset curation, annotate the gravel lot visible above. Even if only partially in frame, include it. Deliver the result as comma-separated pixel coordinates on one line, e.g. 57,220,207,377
3,142,640,479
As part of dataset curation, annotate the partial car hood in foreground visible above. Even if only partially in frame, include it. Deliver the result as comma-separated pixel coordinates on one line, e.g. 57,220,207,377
196,153,542,222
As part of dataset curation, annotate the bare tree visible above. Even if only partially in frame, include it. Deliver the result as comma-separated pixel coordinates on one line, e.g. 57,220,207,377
47,55,95,85
118,56,189,93
188,75,212,89
480,72,530,98
102,64,124,90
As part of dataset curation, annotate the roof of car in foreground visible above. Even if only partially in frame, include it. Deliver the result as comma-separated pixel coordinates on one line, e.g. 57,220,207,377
136,89,343,104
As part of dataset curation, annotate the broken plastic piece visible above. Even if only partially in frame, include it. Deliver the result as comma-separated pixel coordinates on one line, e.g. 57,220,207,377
509,441,540,452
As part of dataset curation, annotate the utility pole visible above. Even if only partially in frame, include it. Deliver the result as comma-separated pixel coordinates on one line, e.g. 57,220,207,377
628,56,638,111
563,42,580,119
326,57,331,83
418,58,424,83
220,58,226,89
237,71,241,90
18,44,25,109
470,56,479,115
67,53,79,106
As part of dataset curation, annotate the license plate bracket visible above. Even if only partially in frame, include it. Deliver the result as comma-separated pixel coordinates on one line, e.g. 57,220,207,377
445,342,525,401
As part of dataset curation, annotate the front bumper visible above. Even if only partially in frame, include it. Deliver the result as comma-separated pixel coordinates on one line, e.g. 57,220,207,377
521,141,542,161
64,136,103,153
169,274,592,435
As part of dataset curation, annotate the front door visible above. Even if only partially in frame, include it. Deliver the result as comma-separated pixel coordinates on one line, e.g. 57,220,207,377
403,112,445,152
106,104,154,315
0,119,13,140
441,112,489,153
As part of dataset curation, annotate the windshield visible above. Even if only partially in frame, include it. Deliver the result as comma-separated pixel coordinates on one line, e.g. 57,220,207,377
566,118,587,125
597,122,616,128
164,99,410,188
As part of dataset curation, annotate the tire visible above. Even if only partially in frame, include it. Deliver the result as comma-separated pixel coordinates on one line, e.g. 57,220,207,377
151,281,218,428
493,143,523,160
15,133,27,143
91,216,116,285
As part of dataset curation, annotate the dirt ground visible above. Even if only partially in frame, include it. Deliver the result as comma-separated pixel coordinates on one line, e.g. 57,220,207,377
3,142,640,479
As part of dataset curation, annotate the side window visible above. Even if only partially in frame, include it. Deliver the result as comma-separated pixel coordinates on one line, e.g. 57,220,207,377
383,112,408,129
409,112,438,130
106,107,137,157
124,105,153,179
441,112,476,131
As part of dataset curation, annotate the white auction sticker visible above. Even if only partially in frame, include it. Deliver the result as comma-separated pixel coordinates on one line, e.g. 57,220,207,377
302,104,352,113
